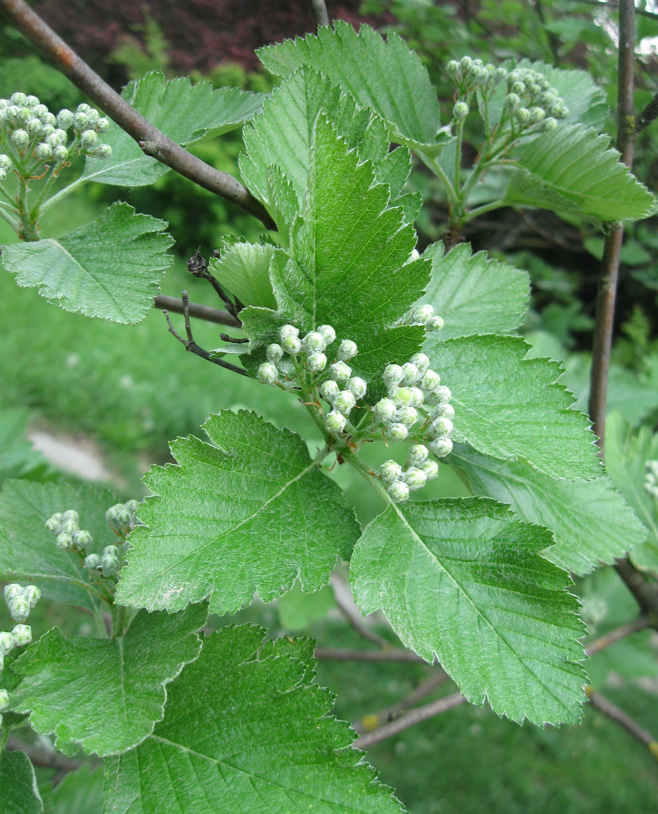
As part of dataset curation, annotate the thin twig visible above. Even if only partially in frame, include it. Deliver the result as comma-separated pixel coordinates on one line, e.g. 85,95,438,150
354,670,449,735
571,0,658,21
153,295,240,328
614,559,658,622
330,573,389,648
163,293,248,376
0,0,275,229
634,92,658,135
586,687,658,761
315,647,426,663
309,0,330,28
354,692,466,749
584,616,651,656
188,249,241,319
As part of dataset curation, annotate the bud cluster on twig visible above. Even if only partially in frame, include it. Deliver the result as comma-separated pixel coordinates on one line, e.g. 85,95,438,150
0,582,40,724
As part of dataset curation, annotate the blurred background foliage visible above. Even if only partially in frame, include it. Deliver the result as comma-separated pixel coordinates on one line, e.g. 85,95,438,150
1,1,658,811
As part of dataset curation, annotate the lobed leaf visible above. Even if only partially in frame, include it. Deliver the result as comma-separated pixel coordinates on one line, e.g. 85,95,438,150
0,750,43,814
116,410,360,613
426,334,602,480
241,117,430,391
258,21,441,150
103,625,405,814
604,411,658,574
82,71,264,187
420,242,530,342
450,443,645,575
504,125,656,224
0,480,118,611
1,203,173,324
208,241,279,309
350,497,586,725
11,603,207,757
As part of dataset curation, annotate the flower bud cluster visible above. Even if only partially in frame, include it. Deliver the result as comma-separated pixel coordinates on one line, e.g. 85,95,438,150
446,57,509,94
644,460,658,499
0,583,39,675
0,94,112,179
106,500,139,538
379,445,440,503
45,509,94,554
504,69,568,131
84,545,122,578
404,303,445,333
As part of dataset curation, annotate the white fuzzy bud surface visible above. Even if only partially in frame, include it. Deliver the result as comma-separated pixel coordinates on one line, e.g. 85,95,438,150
334,390,356,415
419,459,439,480
8,596,29,623
329,361,352,383
409,353,430,375
337,339,358,361
421,370,441,392
412,304,434,324
408,387,424,408
401,363,419,385
429,437,453,458
383,364,404,388
84,553,102,571
266,343,284,364
433,403,455,420
3,584,23,603
320,379,340,403
0,690,8,711
23,585,41,609
388,480,410,502
306,352,327,373
404,467,427,491
0,632,15,655
12,625,32,647
56,532,73,550
279,324,299,341
380,460,403,483
373,398,397,423
317,324,336,345
396,406,418,427
431,417,454,437
325,410,347,434
257,362,279,384
302,331,326,353
388,423,409,442
433,386,452,404
426,315,445,332
347,377,367,399
407,444,429,467
281,335,302,355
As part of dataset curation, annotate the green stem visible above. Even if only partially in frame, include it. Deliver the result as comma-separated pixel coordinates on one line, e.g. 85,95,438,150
0,206,18,230
462,199,507,223
342,445,391,506
454,118,465,193
417,150,460,209
112,604,127,639
39,174,84,215
29,168,59,220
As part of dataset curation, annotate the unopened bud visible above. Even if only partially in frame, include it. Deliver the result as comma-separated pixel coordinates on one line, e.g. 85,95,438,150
329,361,352,383
266,343,284,364
388,480,409,502
334,390,356,415
12,625,31,647
404,467,427,491
306,352,327,373
373,398,397,423
429,437,453,458
0,633,15,655
23,585,41,609
257,362,279,384
8,596,30,623
325,410,347,435
302,331,326,353
347,377,367,399
337,339,358,361
72,529,93,549
317,324,336,345
380,460,403,484
453,101,469,120
320,379,340,403
388,423,409,442
282,335,302,355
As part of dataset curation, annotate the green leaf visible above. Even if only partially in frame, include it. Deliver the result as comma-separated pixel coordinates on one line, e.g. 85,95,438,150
450,443,645,575
11,603,207,757
0,750,43,814
604,411,658,574
40,765,103,814
239,67,415,226
1,203,173,324
0,480,118,611
103,625,404,814
504,125,656,223
258,21,441,149
241,117,430,389
208,241,279,309
0,409,47,485
351,498,586,725
420,243,529,342
116,410,360,613
426,334,601,480
82,72,263,187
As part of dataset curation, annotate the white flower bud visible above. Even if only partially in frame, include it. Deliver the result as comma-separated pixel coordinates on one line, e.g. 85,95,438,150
401,363,419,385
86,109,100,125
433,403,455,420
388,423,408,442
431,417,453,437
43,112,57,127
57,109,74,129
409,353,430,375
388,480,409,502
36,143,52,161
453,101,469,120
52,146,69,162
408,444,429,467
320,379,340,403
96,117,110,132
0,633,15,655
460,56,473,72
306,352,327,373
434,385,452,403
317,324,336,345
84,553,102,571
11,129,29,148
10,92,27,106
8,596,30,623
542,117,558,131
105,504,131,534
125,499,139,515
426,315,445,332
0,689,8,711
257,362,279,384
412,304,434,324
60,519,79,536
26,118,43,137
23,585,41,609
62,510,79,524
281,335,302,355
408,387,424,408
373,398,397,423
81,130,98,149
266,343,284,364
46,128,67,147
429,437,453,458
392,387,413,407
512,82,526,95
495,67,508,82
396,406,418,427
302,331,326,353
380,460,403,483
325,410,347,434
56,532,73,550
347,377,367,399
529,106,545,123
446,59,461,81
334,390,356,415
329,361,352,382
506,93,521,112
0,169,6,182
337,339,358,361
101,546,121,577
73,529,93,549
93,144,113,159
383,364,404,388
77,103,91,114
0,155,11,171
516,107,531,125
73,112,88,129
12,625,31,647
419,459,439,480
277,359,295,378
4,584,23,603
279,324,299,341
404,467,427,491
420,370,441,392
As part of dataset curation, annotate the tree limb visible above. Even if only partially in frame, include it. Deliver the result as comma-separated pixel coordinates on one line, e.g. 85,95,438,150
634,92,658,135
586,687,658,761
585,616,651,656
353,692,466,749
0,0,275,230
330,573,389,648
153,295,240,328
